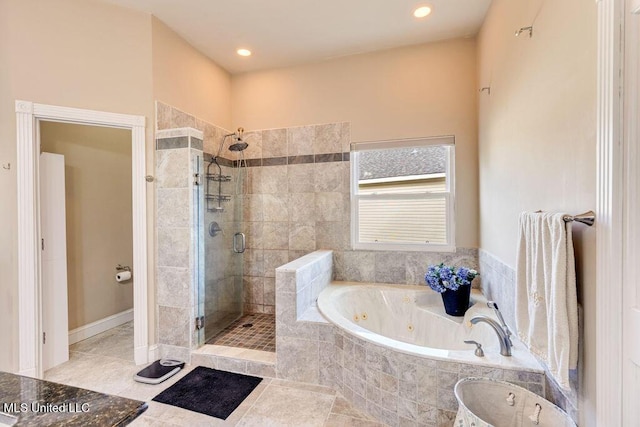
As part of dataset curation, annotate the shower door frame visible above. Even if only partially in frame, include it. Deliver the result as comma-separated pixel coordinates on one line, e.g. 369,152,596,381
15,100,149,377
200,155,246,346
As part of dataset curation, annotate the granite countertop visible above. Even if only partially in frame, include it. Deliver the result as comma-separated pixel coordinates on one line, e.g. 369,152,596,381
0,371,147,426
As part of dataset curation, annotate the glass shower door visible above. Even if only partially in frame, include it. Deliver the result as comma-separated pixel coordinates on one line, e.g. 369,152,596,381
199,156,244,345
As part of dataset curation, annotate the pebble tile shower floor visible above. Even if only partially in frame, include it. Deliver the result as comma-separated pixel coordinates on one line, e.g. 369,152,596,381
207,313,275,352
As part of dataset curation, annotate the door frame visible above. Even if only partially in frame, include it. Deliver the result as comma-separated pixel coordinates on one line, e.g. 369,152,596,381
15,100,149,377
595,0,640,424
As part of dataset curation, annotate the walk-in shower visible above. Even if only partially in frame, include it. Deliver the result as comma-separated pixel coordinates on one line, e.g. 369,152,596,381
195,128,249,346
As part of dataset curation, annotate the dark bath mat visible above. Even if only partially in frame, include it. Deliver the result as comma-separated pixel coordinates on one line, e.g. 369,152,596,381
152,366,262,420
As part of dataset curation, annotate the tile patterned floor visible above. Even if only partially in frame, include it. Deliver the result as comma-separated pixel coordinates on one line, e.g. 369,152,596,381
207,313,276,353
69,321,134,361
43,323,381,426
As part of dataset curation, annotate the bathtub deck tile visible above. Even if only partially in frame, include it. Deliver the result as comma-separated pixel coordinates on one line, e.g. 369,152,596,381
365,348,382,371
436,388,457,412
336,348,345,367
480,367,504,379
416,384,437,406
352,374,367,396
379,371,399,394
335,333,344,349
380,389,399,412
435,360,460,373
436,370,459,391
416,403,438,425
416,365,437,385
319,323,334,342
398,361,418,382
379,352,399,377
399,380,418,401
353,391,368,413
366,367,380,387
458,363,484,377
397,397,419,421
366,384,382,405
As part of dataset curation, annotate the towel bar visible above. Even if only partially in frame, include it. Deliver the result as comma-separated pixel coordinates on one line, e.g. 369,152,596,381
562,210,595,226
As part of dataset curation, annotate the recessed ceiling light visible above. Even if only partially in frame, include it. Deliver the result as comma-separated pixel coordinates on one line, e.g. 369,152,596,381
237,48,252,57
413,5,432,18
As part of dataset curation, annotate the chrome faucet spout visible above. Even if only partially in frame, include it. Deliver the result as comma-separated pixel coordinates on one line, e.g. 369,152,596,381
470,315,513,356
487,301,513,347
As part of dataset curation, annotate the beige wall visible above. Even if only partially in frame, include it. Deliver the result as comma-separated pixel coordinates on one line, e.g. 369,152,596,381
152,17,232,130
232,39,479,248
0,0,155,372
41,122,134,330
477,0,597,425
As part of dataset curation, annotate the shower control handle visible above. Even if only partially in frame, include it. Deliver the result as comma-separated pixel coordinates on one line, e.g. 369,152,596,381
233,232,246,253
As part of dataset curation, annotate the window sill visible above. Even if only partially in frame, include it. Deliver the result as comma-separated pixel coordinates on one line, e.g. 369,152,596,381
351,242,456,252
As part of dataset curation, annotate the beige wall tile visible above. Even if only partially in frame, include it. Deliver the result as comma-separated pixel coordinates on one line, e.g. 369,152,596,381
262,128,287,158
287,126,315,156
287,163,315,193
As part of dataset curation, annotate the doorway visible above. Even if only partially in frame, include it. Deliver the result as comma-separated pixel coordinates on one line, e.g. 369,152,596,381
15,101,148,378
39,122,134,369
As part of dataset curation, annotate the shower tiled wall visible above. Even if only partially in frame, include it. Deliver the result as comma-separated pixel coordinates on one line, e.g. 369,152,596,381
239,123,351,314
155,126,203,362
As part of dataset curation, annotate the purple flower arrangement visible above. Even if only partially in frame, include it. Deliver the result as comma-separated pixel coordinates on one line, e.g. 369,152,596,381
425,263,478,293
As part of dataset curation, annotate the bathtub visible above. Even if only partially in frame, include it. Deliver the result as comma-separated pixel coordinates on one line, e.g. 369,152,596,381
317,281,542,371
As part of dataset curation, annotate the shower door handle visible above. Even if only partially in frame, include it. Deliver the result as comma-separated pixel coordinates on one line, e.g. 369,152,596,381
233,232,246,253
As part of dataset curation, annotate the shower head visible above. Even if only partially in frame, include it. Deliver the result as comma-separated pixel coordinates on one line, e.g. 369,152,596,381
215,127,248,157
229,140,249,152
228,127,248,152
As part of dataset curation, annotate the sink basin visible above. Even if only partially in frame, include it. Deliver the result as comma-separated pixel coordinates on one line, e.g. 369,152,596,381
454,377,576,427
0,412,17,427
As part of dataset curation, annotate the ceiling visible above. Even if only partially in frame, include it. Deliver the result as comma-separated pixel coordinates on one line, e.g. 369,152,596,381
101,0,492,74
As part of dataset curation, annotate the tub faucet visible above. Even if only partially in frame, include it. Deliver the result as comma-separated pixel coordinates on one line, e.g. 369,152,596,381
487,301,513,347
470,316,513,356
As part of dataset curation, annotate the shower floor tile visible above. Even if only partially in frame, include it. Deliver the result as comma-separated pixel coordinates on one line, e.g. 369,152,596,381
206,313,275,353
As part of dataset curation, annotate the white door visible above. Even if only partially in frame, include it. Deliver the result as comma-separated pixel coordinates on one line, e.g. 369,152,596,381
623,2,640,425
40,152,69,371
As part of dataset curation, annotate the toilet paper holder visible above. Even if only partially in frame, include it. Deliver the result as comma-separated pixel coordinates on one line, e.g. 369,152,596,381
116,264,131,272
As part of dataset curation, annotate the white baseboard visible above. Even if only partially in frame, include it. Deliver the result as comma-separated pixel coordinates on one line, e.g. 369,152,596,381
68,309,133,345
147,345,159,363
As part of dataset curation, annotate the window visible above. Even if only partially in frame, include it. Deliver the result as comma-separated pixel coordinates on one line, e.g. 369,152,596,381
350,136,455,251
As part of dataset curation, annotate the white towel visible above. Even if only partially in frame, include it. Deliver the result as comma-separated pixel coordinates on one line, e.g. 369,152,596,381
515,212,578,390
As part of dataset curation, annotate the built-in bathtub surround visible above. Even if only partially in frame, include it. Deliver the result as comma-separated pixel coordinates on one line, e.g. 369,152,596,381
479,249,578,423
275,250,546,427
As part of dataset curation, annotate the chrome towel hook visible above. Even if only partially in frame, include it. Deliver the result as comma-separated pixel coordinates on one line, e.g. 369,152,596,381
515,26,533,38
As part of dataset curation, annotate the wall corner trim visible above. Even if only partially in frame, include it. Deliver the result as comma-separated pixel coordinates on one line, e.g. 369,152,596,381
595,0,624,425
